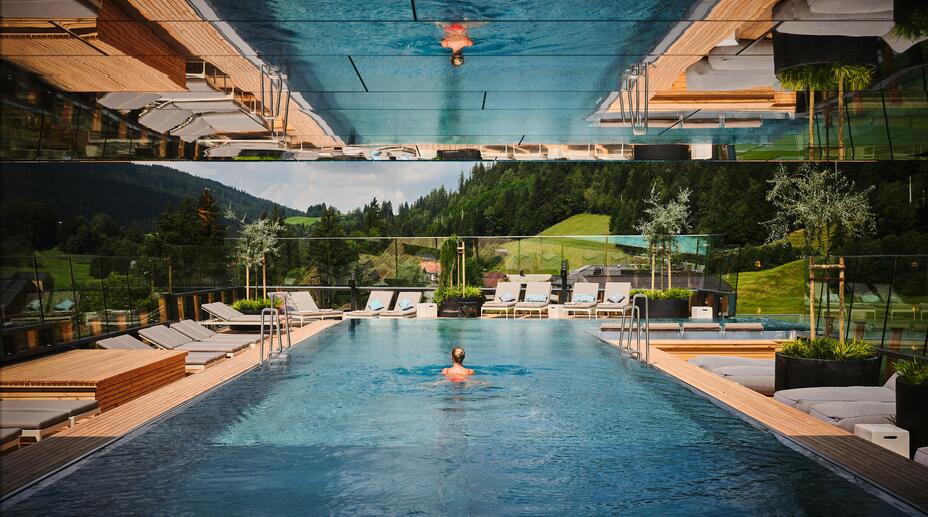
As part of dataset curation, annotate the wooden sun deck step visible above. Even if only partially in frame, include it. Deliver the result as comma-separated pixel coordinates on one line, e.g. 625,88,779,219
0,320,340,498
610,341,928,513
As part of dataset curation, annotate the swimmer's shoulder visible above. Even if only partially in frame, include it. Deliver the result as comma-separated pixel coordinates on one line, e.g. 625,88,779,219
467,368,475,375
441,367,450,375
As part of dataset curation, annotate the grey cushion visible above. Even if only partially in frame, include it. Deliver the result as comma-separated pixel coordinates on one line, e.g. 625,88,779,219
774,386,896,413
0,400,98,416
808,401,895,432
97,335,151,350
712,365,775,377
0,427,21,444
915,447,928,467
724,374,775,396
176,341,249,354
184,351,226,366
0,410,69,429
689,356,774,370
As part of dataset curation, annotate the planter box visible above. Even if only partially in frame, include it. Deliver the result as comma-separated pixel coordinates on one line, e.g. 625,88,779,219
896,378,928,457
774,353,880,391
772,32,879,74
633,298,689,318
438,297,485,318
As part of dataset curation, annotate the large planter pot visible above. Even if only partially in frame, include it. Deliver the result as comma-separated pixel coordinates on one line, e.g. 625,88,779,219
774,353,881,391
772,32,879,74
633,298,689,318
438,297,485,318
896,378,928,457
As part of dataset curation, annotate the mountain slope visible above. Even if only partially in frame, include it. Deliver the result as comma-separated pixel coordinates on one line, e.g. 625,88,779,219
0,163,299,228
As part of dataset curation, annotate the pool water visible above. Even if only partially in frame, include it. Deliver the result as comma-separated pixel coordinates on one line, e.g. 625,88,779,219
5,320,903,515
202,0,804,145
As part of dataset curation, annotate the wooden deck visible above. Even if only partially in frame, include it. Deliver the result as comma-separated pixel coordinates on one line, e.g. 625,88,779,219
0,320,340,498
606,340,928,513
0,350,187,412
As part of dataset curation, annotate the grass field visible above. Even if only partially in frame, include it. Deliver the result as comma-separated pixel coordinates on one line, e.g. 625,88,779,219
538,214,610,236
284,216,320,227
731,259,806,315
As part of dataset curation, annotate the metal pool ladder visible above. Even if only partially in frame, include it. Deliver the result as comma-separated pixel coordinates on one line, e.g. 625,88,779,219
617,293,651,364
257,292,293,368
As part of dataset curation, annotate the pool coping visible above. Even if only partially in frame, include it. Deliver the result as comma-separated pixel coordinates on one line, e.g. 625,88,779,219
0,320,342,504
590,332,928,515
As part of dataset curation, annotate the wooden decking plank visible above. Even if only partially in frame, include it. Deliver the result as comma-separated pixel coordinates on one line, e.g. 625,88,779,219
609,341,928,512
0,320,338,497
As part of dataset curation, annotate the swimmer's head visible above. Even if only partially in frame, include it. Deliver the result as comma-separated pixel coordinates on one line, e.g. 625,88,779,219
451,52,464,67
451,347,466,365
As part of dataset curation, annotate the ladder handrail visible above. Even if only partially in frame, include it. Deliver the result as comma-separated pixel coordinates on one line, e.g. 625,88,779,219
617,294,650,364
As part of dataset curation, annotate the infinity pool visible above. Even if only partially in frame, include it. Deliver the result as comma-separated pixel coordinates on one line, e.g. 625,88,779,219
5,320,903,515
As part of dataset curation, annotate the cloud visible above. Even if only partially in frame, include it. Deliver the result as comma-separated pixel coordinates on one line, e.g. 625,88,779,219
151,161,475,212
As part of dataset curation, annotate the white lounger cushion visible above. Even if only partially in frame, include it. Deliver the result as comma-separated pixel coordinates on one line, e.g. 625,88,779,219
808,401,895,432
708,365,775,396
708,40,774,71
915,447,928,467
688,356,774,370
774,386,895,413
686,59,779,91
806,0,892,15
774,0,893,36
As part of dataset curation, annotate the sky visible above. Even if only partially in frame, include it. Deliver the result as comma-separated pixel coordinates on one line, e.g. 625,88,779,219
155,162,475,212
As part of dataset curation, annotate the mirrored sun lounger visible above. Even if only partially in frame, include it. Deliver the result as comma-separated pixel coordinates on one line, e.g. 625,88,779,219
380,292,423,318
200,302,282,327
170,320,258,345
344,291,395,318
481,282,520,318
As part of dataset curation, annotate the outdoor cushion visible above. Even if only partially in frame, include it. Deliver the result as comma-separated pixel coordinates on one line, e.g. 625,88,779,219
774,386,896,413
184,351,227,366
712,365,775,377
525,294,547,303
398,298,414,311
367,299,385,311
808,401,895,432
574,293,595,303
0,410,69,430
0,428,21,445
97,335,151,350
860,294,881,304
689,356,774,370
607,294,624,304
53,299,75,311
915,447,928,467
0,399,98,416
175,341,249,354
25,299,41,311
499,292,516,302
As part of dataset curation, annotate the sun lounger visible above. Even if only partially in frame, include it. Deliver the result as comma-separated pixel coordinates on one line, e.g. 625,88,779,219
0,400,99,426
343,291,395,318
200,302,277,327
99,333,226,369
563,283,599,318
1,428,21,454
682,322,721,332
774,374,897,413
688,356,774,370
723,322,764,332
380,292,424,318
686,58,780,91
514,282,552,318
711,365,775,395
481,282,521,318
774,0,893,37
808,401,896,432
283,291,343,324
915,447,928,467
594,282,631,318
0,410,70,441
170,320,257,345
139,325,251,356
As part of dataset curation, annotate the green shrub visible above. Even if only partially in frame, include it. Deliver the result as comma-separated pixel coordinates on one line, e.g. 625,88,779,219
231,298,280,311
628,288,692,300
779,337,875,360
434,285,483,304
892,9,928,40
894,359,928,386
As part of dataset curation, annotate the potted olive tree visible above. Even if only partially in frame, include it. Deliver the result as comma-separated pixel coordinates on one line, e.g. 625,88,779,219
636,184,691,291
894,359,928,457
763,164,875,337
774,337,880,391
227,209,284,300
434,236,485,317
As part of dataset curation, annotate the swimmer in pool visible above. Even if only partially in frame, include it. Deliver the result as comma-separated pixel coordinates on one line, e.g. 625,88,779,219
439,22,474,67
442,347,474,378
